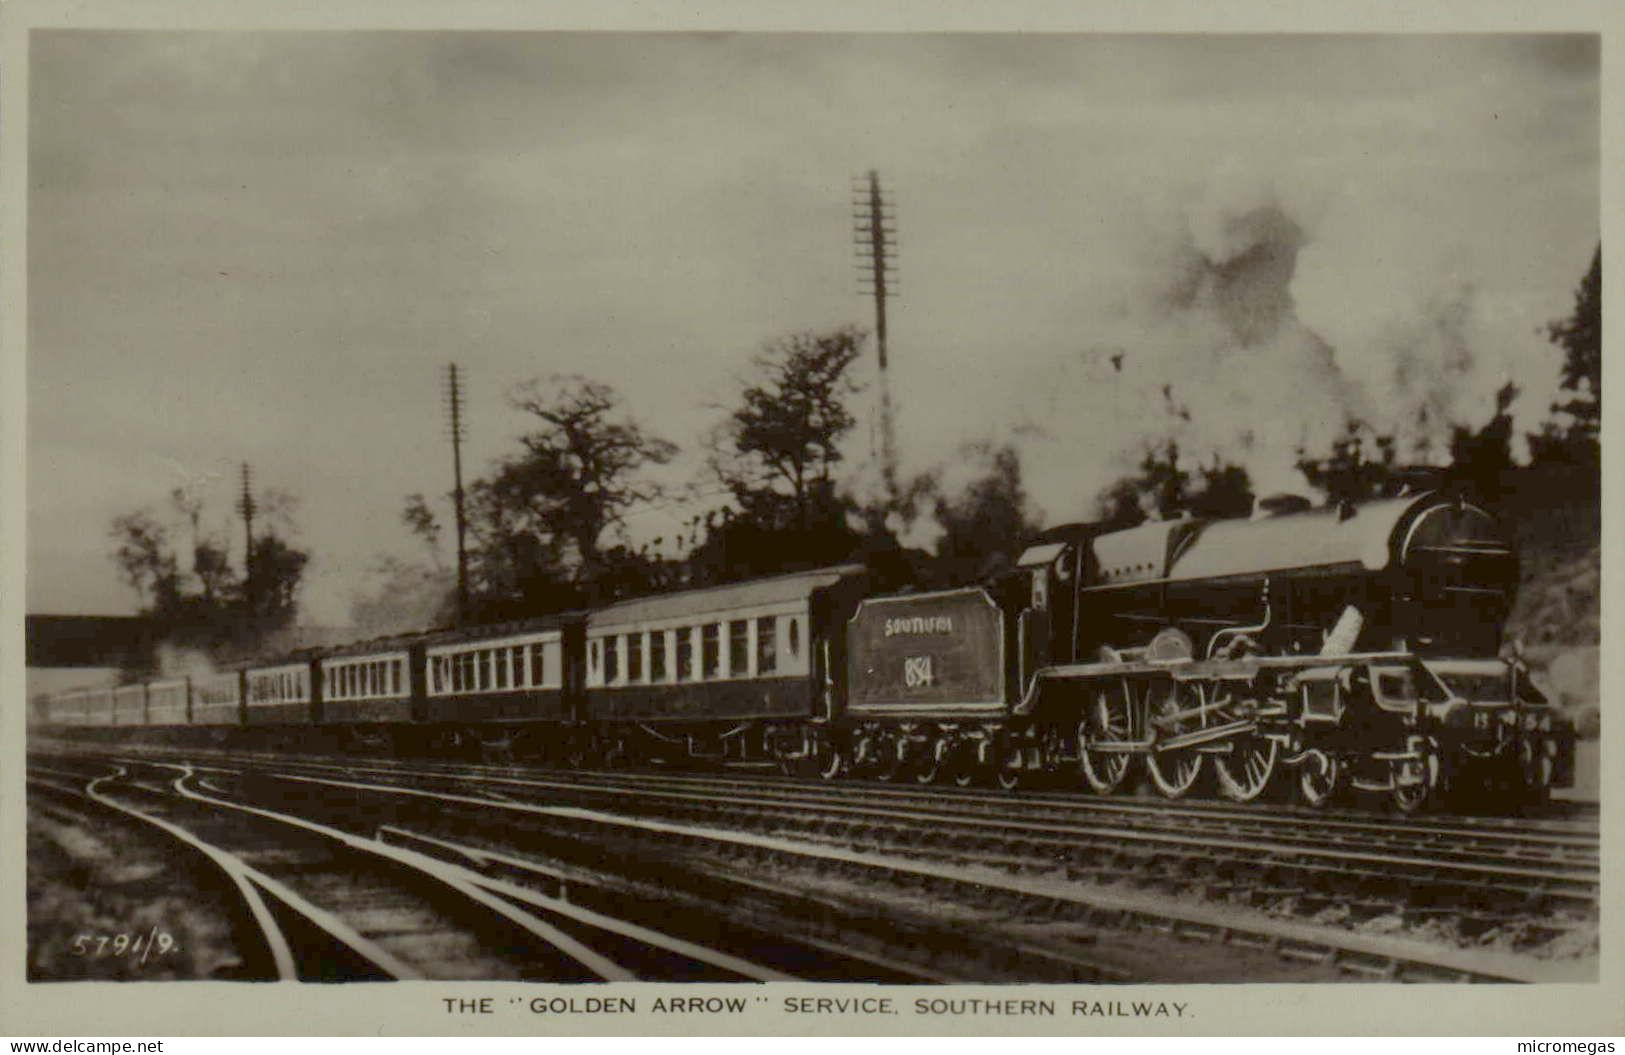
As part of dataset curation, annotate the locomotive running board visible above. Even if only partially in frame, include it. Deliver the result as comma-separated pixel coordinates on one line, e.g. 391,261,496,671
1015,650,1423,715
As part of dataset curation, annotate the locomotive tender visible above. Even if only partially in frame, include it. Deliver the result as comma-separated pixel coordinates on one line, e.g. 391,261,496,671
41,489,1573,812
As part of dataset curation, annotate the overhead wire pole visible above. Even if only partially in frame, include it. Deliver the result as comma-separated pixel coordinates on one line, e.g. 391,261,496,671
853,169,899,501
445,363,470,625
236,462,256,607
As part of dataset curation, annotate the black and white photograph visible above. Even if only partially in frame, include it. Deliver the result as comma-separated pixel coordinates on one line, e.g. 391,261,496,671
4,2,1619,1037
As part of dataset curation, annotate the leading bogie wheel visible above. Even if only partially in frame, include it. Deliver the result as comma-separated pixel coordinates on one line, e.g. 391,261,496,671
1389,746,1439,814
1297,750,1342,808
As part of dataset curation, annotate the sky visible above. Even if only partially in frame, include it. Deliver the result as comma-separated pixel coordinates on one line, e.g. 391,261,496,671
26,31,1599,624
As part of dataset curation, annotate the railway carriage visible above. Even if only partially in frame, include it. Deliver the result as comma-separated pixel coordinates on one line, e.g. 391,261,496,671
48,687,108,727
190,670,244,726
581,565,869,768
244,660,314,725
112,683,148,726
320,644,414,726
145,678,191,724
409,616,585,759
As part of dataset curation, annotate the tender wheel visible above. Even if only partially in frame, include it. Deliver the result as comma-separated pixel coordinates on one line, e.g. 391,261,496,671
995,735,1027,790
817,743,845,781
1079,681,1136,795
873,740,906,782
1145,680,1206,799
1297,750,1342,808
914,733,952,785
1214,735,1278,803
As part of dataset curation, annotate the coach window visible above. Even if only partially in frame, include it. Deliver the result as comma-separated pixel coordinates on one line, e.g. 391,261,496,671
756,616,777,675
529,643,547,687
787,617,801,659
494,648,509,690
729,620,750,679
651,630,668,682
702,623,721,680
626,632,643,683
677,628,694,682
604,635,619,684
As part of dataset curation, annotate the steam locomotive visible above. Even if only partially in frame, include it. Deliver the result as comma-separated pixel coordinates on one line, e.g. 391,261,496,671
41,489,1574,813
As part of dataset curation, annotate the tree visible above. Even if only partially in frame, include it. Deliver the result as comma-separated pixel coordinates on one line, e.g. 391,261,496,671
454,376,676,612
1295,421,1399,505
1531,246,1601,467
1548,246,1601,436
244,534,308,627
1447,381,1518,507
1096,442,1254,527
108,491,310,667
687,328,871,584
933,443,1041,581
712,328,864,533
401,493,445,569
109,512,180,611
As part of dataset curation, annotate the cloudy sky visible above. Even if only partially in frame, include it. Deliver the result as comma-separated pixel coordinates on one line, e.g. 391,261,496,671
27,32,1598,623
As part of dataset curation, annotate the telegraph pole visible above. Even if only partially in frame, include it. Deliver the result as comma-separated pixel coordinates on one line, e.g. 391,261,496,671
853,169,899,499
236,462,256,604
445,363,470,624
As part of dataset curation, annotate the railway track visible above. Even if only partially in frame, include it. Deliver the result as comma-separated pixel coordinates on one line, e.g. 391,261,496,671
38,747,1595,983
164,751,1597,923
28,758,958,982
27,755,1133,983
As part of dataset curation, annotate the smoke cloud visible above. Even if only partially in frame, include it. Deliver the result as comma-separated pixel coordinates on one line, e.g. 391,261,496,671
1002,165,1564,525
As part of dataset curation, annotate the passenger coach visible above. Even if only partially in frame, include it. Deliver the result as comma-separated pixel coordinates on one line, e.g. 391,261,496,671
579,565,868,768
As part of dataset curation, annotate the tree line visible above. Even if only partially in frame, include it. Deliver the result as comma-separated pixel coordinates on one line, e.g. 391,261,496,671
112,245,1601,655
